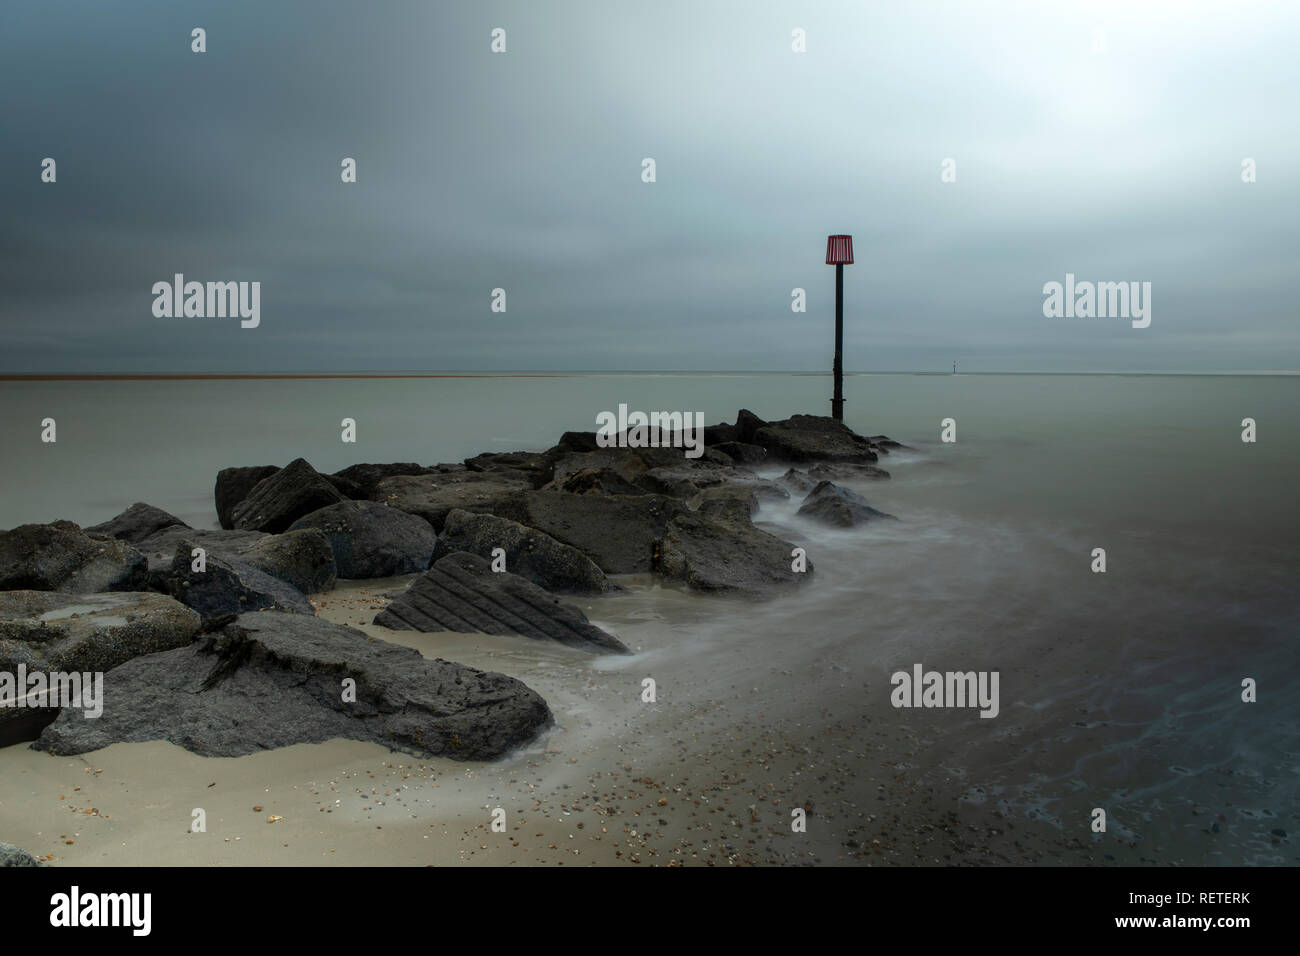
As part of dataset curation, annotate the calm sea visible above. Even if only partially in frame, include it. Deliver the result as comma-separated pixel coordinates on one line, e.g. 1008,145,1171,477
1,371,1296,863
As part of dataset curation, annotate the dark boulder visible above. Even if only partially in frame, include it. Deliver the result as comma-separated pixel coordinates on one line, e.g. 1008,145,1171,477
541,467,646,497
712,441,768,465
492,490,687,574
553,431,600,453
432,509,612,594
134,526,334,595
323,473,366,499
240,528,337,594
0,521,147,593
289,500,436,579
332,462,439,499
868,435,910,452
734,408,767,444
692,485,760,522
752,414,879,463
797,480,896,527
702,421,739,446
464,451,557,489
158,542,314,624
374,552,627,654
658,508,810,597
34,611,553,760
230,459,348,534
134,527,270,588
214,465,279,529
777,468,816,495
85,502,188,544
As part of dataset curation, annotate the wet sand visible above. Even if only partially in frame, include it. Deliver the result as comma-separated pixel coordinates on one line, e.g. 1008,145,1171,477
0,572,1120,868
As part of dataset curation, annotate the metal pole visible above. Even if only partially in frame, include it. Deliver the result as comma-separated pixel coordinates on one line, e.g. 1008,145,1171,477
831,262,844,421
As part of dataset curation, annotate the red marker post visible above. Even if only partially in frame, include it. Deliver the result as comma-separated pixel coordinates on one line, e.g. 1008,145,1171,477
825,235,854,421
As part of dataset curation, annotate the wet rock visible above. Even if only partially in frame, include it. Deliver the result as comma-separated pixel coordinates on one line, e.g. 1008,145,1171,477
493,490,687,574
0,590,201,742
432,509,612,594
331,462,441,499
134,527,269,587
658,508,810,597
240,528,337,594
0,522,147,593
868,435,910,452
752,414,879,464
0,589,201,674
692,485,760,522
797,480,895,527
34,611,553,760
371,472,531,532
230,459,349,533
777,468,816,495
808,461,891,481
374,552,627,654
553,431,600,453
214,465,280,529
464,451,558,489
289,500,436,579
703,421,740,446
541,466,646,497
84,503,189,544
730,475,791,504
734,408,767,444
158,542,314,624
712,441,768,465
323,473,365,499
134,526,334,595
0,843,44,867
635,465,729,499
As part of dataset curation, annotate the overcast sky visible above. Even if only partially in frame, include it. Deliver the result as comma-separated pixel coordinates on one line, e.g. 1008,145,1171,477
2,0,1297,373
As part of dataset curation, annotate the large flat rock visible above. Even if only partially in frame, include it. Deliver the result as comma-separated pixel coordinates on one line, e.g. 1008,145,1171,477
34,611,552,760
752,414,880,463
371,472,531,532
492,490,686,574
374,552,628,654
0,590,201,674
0,590,201,742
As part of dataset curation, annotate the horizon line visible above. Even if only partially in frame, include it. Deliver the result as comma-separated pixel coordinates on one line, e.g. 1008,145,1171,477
1,369,1299,382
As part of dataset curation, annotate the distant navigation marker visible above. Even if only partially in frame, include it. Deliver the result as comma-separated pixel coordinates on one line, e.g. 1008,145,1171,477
825,235,854,421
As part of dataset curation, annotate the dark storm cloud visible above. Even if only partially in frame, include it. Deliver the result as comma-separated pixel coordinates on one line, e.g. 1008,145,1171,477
1,0,1297,373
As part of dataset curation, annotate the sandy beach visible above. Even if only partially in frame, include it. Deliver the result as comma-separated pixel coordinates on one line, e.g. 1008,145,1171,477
2,568,1124,868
